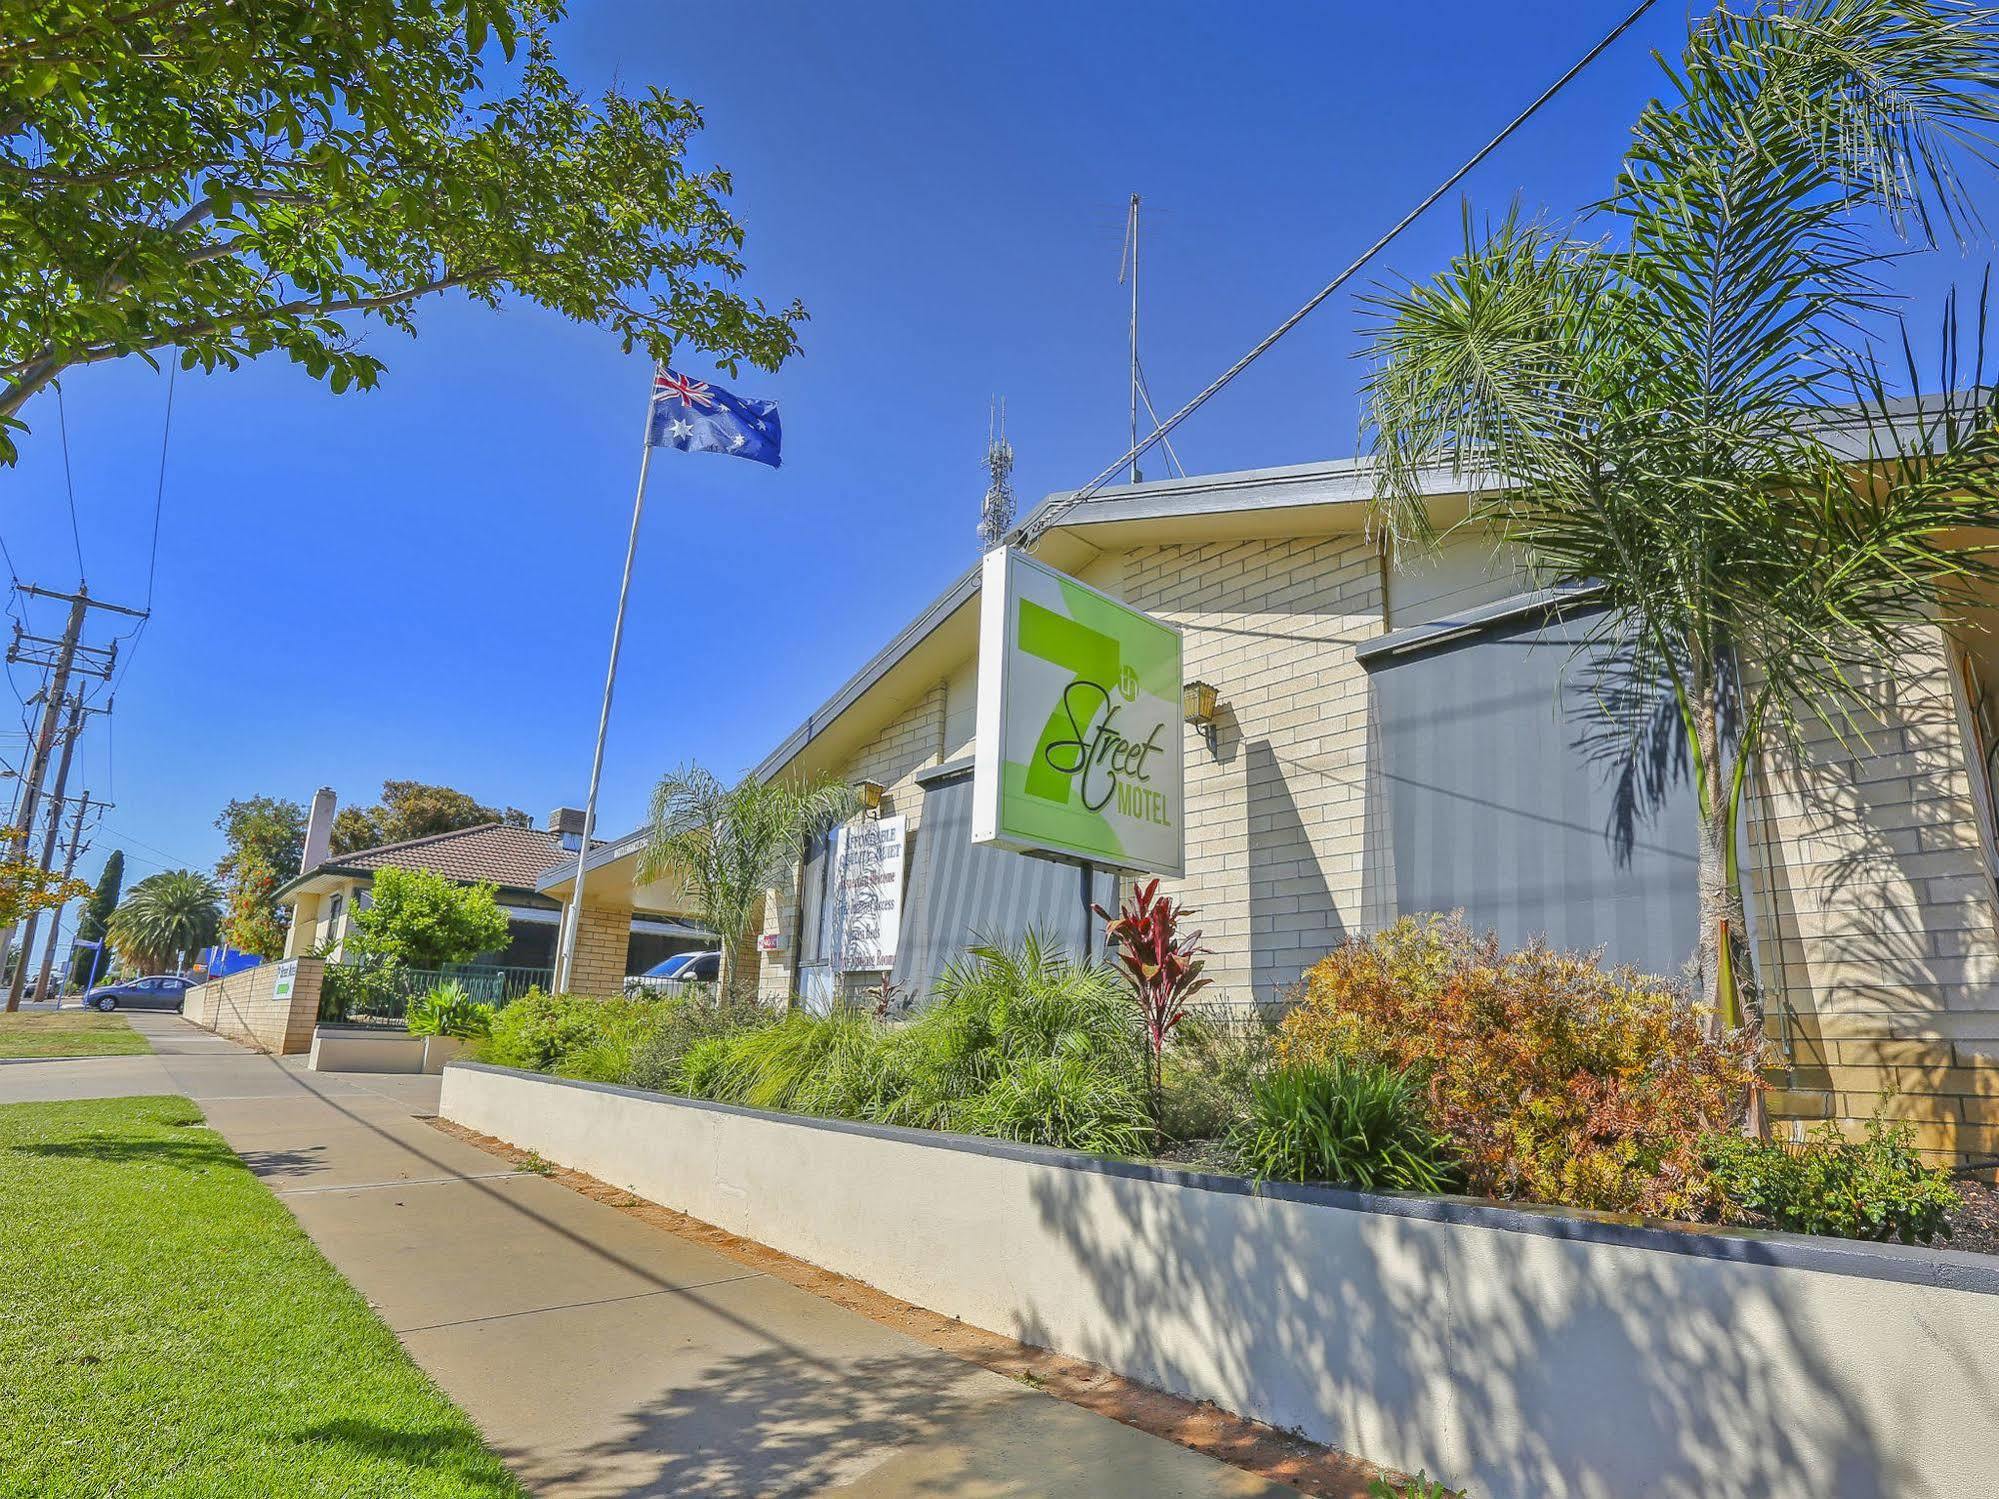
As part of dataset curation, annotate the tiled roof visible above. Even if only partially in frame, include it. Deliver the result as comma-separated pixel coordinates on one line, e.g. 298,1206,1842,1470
319,823,585,891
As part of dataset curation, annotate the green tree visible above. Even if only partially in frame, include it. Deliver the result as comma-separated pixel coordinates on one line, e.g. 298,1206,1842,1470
346,866,511,970
0,832,92,1008
0,0,804,462
66,848,122,989
214,795,305,952
220,854,288,960
637,765,858,996
330,780,528,856
107,869,222,974
1362,0,1999,1040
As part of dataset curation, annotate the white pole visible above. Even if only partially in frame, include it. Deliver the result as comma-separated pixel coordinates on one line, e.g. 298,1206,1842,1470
553,395,660,992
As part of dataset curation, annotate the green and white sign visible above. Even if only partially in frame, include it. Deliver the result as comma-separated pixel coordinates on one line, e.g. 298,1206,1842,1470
972,548,1184,876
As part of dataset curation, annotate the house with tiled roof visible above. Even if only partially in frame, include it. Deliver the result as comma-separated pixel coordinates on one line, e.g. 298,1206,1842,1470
274,789,707,985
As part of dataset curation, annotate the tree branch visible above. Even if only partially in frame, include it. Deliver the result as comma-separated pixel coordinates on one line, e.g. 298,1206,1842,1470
0,269,495,423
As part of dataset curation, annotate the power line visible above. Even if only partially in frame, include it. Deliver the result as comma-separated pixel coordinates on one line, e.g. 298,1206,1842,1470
108,365,177,695
53,381,85,581
1024,0,1662,541
142,365,173,612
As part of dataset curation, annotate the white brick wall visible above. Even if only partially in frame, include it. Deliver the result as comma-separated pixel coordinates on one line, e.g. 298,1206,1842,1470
1122,535,1387,1003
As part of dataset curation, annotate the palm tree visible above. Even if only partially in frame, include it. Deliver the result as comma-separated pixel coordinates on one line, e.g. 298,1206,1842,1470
1363,0,1999,1037
637,765,859,997
107,869,223,974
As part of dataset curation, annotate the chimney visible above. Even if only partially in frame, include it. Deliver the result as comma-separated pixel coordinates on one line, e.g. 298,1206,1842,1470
546,806,586,853
300,787,337,875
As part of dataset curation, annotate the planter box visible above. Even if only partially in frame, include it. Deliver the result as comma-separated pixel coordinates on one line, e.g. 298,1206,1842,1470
421,1034,468,1075
308,1025,424,1074
440,1061,1999,1499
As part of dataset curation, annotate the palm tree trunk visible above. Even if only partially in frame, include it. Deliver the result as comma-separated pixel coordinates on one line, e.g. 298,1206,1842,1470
1690,676,1768,1137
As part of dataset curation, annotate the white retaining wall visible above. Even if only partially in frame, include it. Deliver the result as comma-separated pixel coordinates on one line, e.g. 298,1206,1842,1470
440,1062,1999,1499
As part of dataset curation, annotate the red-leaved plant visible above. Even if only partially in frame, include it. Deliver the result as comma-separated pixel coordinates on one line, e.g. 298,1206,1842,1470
1094,878,1212,1142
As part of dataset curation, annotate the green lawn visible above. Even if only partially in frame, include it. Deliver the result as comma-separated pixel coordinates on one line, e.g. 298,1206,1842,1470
0,1010,150,1059
0,1096,524,1497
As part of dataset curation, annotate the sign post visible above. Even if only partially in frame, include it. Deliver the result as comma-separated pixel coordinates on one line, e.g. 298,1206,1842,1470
971,549,1184,878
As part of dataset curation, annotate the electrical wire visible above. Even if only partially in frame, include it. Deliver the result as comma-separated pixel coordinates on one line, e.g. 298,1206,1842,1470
141,365,173,613
53,380,86,581
1024,0,1662,541
107,365,174,696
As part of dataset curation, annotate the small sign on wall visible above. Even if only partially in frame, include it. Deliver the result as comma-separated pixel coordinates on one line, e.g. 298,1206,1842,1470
272,958,298,1002
758,932,786,953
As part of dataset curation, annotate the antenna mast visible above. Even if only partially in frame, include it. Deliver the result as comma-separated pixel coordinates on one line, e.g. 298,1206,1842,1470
1121,193,1141,484
978,398,1015,551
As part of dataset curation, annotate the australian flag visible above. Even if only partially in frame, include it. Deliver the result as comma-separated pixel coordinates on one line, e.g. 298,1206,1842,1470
648,368,781,468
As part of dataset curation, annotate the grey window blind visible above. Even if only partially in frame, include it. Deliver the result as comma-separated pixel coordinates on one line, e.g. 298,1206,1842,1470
891,770,1117,1007
1364,606,1701,978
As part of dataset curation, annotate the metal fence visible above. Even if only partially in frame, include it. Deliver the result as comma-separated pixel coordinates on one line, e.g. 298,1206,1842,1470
319,963,553,1025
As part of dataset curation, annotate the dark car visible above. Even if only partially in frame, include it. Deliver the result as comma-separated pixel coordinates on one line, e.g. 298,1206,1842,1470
85,975,194,1013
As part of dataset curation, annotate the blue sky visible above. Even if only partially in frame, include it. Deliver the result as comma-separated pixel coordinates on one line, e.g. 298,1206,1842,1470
3,0,1988,891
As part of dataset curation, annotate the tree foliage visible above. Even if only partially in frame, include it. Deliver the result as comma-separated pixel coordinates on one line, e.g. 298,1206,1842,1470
330,779,526,855
106,868,222,973
220,854,288,959
67,847,122,989
345,865,510,969
214,795,306,883
0,0,805,461
0,831,90,932
214,794,304,953
1362,0,1999,1028
636,764,858,991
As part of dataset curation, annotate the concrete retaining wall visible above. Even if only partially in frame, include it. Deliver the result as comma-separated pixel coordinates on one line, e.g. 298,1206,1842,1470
308,1025,423,1073
183,958,321,1055
441,1061,1999,1499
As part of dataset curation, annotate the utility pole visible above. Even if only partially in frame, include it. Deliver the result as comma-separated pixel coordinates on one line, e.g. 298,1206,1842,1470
9,695,85,1010
35,791,105,1005
0,582,144,1003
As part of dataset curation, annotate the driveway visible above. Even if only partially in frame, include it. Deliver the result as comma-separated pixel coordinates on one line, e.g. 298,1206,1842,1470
1,1013,1299,1497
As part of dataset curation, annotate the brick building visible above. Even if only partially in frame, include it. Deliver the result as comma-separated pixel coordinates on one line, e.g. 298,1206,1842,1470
694,455,1999,1161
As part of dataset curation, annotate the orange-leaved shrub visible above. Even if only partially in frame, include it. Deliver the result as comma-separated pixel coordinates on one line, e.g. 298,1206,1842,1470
1274,915,1757,1218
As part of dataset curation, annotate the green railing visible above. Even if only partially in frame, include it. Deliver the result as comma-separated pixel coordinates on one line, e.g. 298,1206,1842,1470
319,963,553,1025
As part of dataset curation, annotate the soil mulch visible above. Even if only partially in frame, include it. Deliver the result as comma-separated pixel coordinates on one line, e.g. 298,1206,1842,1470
430,1117,1392,1499
1948,1174,1999,1257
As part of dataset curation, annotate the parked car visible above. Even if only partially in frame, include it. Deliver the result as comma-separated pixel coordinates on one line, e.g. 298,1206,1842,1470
85,975,195,1013
624,950,721,995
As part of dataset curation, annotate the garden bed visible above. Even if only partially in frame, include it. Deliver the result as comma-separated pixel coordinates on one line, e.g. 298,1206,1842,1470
441,1059,1999,1499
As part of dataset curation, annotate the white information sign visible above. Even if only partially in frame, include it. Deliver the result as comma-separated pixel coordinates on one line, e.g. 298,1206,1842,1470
826,814,905,973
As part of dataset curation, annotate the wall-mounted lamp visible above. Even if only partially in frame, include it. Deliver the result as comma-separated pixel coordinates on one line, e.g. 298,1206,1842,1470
1182,680,1220,728
1183,679,1221,754
855,779,885,818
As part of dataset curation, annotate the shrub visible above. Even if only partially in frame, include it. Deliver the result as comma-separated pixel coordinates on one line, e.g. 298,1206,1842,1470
1230,1059,1458,1192
1160,1003,1276,1142
622,991,776,1094
681,1009,894,1117
477,989,625,1074
1706,1117,1961,1245
1094,879,1212,1134
406,982,494,1040
670,938,1155,1157
1276,916,1757,1218
345,866,510,969
884,937,1153,1155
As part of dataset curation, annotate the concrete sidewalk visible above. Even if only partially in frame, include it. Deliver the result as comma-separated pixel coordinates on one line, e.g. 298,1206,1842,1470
1,1014,1299,1498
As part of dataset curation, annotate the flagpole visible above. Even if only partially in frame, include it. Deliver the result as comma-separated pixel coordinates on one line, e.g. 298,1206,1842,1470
553,391,659,993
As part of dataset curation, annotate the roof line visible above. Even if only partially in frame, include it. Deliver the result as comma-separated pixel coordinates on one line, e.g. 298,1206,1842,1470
747,392,1974,785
